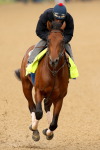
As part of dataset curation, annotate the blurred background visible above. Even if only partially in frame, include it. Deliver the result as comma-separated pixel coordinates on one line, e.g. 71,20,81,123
0,0,100,150
0,0,97,4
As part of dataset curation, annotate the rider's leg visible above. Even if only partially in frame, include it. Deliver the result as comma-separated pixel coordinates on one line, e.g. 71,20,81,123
28,40,47,64
65,43,77,80
65,43,74,61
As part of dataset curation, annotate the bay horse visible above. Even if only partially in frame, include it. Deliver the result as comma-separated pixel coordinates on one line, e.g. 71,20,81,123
20,21,69,141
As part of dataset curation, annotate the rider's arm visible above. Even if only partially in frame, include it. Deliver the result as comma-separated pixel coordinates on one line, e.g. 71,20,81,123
36,11,49,41
64,13,74,43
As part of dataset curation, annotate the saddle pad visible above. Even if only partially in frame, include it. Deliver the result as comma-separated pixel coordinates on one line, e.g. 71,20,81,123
26,49,47,76
69,57,79,79
26,49,79,79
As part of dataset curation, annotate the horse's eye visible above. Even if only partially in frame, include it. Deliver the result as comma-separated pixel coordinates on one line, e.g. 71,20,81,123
61,40,65,49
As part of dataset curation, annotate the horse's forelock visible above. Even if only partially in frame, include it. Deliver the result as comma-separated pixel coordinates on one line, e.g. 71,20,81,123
51,21,62,30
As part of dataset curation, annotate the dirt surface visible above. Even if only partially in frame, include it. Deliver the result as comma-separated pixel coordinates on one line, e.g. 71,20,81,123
0,1,100,150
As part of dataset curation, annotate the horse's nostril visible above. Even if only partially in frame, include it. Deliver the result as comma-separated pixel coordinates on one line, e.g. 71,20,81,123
49,58,59,67
55,58,59,63
50,60,55,66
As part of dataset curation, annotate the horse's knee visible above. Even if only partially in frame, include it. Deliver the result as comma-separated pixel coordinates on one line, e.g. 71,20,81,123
49,122,58,131
35,102,43,120
35,110,43,120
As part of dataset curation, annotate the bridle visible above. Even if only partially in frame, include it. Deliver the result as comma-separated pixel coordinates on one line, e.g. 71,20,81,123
47,59,66,77
47,30,66,77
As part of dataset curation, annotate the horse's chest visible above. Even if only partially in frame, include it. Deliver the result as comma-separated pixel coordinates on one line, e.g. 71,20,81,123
36,66,69,99
43,79,68,99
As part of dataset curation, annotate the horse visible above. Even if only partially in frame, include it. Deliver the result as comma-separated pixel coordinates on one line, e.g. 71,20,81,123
20,21,69,141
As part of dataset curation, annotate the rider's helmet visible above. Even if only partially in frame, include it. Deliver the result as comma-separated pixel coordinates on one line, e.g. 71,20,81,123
53,3,67,20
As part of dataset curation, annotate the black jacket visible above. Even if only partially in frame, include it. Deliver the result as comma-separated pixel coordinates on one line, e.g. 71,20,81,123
36,8,74,43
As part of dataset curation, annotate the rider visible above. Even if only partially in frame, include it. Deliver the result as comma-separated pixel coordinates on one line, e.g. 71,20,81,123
15,3,74,80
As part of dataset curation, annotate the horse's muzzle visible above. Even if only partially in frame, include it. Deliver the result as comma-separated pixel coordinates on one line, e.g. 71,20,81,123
49,57,59,67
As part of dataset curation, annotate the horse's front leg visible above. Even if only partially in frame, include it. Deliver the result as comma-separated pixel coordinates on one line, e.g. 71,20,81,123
22,80,40,141
44,98,52,125
43,99,63,140
29,112,40,141
29,88,43,141
35,88,43,120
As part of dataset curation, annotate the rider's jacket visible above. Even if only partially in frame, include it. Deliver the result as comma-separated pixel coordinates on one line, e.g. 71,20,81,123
36,8,74,43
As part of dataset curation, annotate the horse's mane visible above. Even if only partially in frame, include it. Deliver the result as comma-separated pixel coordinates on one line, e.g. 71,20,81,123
51,21,62,30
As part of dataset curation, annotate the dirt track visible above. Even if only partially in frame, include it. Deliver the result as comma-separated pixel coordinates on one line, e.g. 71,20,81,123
0,1,100,150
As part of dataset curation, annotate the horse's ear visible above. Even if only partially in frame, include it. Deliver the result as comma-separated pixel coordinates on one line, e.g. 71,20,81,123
61,21,66,30
47,21,52,31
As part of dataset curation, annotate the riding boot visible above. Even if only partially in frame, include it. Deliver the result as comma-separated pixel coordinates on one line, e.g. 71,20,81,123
28,40,47,64
65,43,74,61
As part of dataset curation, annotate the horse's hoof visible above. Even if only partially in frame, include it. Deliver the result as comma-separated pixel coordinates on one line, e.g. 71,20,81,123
42,128,48,136
42,129,54,140
29,125,34,131
29,125,40,141
32,130,40,142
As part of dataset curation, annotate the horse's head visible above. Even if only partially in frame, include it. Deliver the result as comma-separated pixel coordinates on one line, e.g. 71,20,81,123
47,21,66,67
